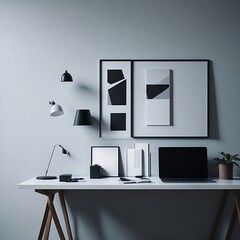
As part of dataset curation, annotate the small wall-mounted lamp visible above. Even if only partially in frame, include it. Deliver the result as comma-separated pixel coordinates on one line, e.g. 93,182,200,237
36,144,69,180
73,109,93,126
49,101,64,116
61,70,73,82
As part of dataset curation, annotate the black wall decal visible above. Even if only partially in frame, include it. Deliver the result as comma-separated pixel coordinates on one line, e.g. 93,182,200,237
108,70,125,84
110,113,126,131
146,84,169,99
108,80,126,105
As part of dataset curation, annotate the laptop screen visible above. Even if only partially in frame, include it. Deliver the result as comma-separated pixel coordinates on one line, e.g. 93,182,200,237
159,147,208,179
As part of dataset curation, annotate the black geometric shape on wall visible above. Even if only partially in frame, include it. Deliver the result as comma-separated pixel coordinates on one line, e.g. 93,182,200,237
111,113,126,131
108,69,125,84
108,80,126,105
155,87,170,99
146,84,169,99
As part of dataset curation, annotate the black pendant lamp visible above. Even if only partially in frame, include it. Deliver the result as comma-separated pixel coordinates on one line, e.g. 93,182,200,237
61,70,73,82
73,109,93,126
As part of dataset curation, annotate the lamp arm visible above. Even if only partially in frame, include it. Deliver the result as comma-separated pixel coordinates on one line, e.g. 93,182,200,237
45,144,59,176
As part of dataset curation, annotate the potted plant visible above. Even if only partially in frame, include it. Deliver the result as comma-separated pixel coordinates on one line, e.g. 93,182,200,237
213,152,240,179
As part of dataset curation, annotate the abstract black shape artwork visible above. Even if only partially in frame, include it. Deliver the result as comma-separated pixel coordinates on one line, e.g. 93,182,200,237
108,80,126,105
107,70,125,84
146,84,169,99
110,113,126,131
100,60,131,138
145,69,171,126
107,69,127,106
132,60,209,137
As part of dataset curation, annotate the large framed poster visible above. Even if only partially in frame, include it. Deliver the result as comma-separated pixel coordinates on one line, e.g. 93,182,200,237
132,60,209,137
100,60,132,138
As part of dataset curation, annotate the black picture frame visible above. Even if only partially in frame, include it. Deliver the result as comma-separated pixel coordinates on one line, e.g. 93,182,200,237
132,59,209,137
99,59,209,138
99,59,132,139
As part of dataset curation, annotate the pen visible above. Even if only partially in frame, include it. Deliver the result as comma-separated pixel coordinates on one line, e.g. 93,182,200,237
123,181,136,184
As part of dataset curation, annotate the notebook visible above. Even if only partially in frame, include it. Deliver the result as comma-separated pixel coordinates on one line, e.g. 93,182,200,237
159,147,213,182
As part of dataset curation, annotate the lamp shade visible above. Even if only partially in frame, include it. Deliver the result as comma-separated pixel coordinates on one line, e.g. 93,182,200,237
73,109,93,125
49,101,64,116
61,70,73,82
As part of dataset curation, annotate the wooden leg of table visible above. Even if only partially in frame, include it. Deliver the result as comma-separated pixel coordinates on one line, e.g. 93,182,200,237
43,210,52,240
225,205,237,240
43,192,56,240
59,191,73,240
47,194,66,240
36,190,67,240
234,191,240,223
38,202,50,240
209,190,228,240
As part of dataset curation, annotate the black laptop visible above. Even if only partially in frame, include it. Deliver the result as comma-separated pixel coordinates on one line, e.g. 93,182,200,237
159,147,213,182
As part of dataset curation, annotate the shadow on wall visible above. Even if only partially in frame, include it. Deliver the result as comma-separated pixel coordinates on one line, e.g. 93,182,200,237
208,61,219,140
75,83,97,96
65,190,222,240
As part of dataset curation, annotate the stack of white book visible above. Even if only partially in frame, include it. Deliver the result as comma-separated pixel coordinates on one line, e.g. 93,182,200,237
125,143,150,177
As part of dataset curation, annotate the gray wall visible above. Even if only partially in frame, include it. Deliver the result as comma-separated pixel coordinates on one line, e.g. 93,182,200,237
1,0,240,239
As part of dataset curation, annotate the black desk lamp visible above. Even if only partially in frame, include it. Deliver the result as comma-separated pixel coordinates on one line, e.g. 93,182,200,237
36,144,68,180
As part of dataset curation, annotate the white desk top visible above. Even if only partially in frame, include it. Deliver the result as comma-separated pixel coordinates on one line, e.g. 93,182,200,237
18,177,240,190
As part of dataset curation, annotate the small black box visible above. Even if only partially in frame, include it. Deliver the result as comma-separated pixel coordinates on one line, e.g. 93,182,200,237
59,174,72,182
90,165,101,179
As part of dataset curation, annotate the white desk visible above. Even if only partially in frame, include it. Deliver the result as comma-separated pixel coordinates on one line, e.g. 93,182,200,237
19,177,240,190
19,177,240,240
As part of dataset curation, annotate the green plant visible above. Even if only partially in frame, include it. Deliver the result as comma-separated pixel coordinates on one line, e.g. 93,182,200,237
214,152,240,167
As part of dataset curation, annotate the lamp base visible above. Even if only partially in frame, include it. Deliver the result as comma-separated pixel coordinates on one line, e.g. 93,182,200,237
36,176,57,180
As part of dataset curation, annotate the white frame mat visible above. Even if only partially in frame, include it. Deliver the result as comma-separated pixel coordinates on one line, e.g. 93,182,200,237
132,60,209,137
91,146,119,177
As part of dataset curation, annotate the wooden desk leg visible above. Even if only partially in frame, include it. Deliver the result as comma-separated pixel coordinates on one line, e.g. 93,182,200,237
38,192,55,240
59,191,73,240
36,190,67,240
38,201,50,240
225,205,237,240
224,190,240,240
44,210,52,240
47,194,65,239
234,191,240,224
209,190,228,240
